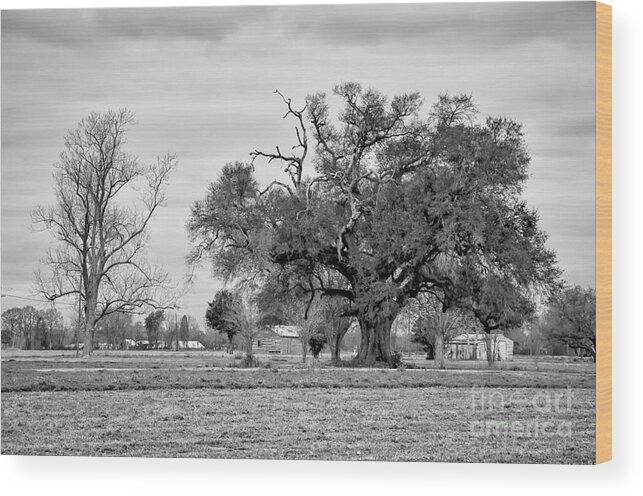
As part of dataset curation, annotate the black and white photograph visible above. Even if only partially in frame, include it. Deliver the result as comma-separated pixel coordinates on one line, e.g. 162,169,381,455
2,1,599,465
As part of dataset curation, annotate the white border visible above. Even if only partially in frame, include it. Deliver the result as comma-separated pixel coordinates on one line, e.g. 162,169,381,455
1,0,640,494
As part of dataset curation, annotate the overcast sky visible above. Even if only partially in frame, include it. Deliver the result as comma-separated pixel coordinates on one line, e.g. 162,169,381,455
1,2,596,323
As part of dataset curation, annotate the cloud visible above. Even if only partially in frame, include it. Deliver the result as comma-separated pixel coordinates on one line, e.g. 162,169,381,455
2,2,595,51
1,6,272,46
283,2,595,50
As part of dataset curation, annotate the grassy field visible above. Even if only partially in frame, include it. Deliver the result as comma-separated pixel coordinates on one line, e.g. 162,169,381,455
1,350,596,463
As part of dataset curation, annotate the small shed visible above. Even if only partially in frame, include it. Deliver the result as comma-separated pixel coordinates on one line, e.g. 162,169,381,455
446,333,514,361
254,325,303,355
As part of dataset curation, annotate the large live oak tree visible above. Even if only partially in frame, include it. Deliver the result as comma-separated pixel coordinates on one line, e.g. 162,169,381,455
33,110,177,355
188,84,559,364
543,285,596,361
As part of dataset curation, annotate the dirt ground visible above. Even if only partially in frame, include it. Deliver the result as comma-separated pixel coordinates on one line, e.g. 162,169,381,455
1,350,596,463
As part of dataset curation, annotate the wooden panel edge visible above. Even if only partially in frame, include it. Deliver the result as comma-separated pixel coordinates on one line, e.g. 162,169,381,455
595,1,612,464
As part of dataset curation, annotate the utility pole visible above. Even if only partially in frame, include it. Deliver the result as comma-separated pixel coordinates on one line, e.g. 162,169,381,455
49,299,55,350
75,293,81,358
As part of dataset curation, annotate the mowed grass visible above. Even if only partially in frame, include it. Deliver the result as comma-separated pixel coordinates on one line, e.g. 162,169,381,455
1,351,596,463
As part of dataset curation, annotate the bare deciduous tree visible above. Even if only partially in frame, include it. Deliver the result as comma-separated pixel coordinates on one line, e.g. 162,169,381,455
1,306,39,350
38,307,65,350
33,109,177,355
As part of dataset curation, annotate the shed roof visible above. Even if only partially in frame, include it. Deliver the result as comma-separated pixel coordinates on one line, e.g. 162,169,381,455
269,325,301,338
449,333,513,344
179,340,205,348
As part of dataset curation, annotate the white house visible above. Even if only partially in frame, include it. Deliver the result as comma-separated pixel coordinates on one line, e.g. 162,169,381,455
179,340,205,350
446,333,514,361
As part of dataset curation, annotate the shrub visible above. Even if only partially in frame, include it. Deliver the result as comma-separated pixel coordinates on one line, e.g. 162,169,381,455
309,335,326,359
391,352,406,370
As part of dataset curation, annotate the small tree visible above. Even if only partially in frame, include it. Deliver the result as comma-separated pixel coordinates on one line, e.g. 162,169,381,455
463,275,537,366
16,306,39,350
410,292,471,369
96,311,133,350
223,295,262,365
275,294,325,364
164,313,179,351
40,308,66,350
144,310,165,349
508,319,546,356
199,326,228,350
206,290,239,353
1,307,23,348
131,321,147,342
254,274,325,363
179,315,190,347
33,316,47,350
295,311,323,364
318,298,352,363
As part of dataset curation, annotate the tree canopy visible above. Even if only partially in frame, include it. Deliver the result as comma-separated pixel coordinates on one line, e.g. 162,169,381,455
543,285,596,360
205,289,240,345
1,306,62,350
144,309,165,347
188,83,559,364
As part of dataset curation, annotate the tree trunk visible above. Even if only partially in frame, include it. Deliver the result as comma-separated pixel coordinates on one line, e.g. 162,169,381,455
83,318,95,356
301,338,308,363
327,334,337,362
326,324,348,364
245,335,253,358
434,333,445,369
354,314,395,365
83,294,97,356
586,345,596,362
331,333,342,363
484,333,495,367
